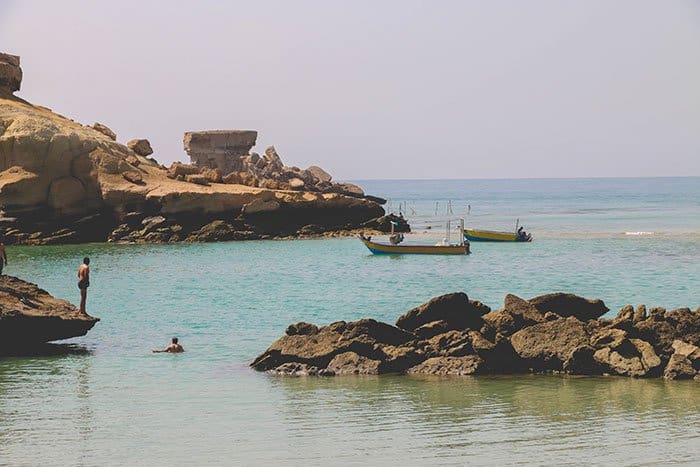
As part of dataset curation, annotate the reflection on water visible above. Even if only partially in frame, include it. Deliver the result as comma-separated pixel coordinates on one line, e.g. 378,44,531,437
268,375,700,465
0,343,92,357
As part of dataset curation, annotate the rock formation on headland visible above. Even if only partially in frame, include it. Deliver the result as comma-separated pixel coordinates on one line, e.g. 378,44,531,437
0,275,98,351
251,292,700,380
0,52,388,245
182,130,373,199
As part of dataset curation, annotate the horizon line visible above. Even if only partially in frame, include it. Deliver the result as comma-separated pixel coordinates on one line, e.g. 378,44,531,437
347,175,700,182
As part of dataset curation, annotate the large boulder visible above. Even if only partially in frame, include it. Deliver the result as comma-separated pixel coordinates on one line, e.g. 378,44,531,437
127,138,153,156
90,122,117,140
396,293,486,332
663,339,700,380
481,294,545,338
306,165,332,183
0,275,99,351
0,52,22,94
509,317,590,371
593,338,662,377
528,293,609,321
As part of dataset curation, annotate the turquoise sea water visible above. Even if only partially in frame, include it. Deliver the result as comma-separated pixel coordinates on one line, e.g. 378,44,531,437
1,177,699,465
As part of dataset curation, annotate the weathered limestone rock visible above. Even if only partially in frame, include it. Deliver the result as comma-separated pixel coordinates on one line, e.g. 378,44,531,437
414,320,452,339
593,338,661,377
407,356,484,376
241,198,280,215
185,220,236,242
122,170,144,185
327,351,381,375
184,130,258,174
167,162,201,178
127,138,153,156
307,165,332,183
481,294,546,338
0,275,98,350
285,322,319,336
510,317,590,370
396,293,486,332
289,178,305,190
333,182,364,197
528,293,609,321
663,354,696,380
421,330,473,358
90,122,117,140
201,168,223,183
184,174,209,186
0,52,22,94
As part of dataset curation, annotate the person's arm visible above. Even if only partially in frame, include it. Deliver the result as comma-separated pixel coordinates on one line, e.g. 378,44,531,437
1,247,6,265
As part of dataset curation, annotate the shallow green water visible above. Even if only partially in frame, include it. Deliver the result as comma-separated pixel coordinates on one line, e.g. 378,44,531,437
1,178,699,465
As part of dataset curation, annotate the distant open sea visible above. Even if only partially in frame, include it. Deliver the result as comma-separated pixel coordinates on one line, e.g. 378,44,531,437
1,177,698,465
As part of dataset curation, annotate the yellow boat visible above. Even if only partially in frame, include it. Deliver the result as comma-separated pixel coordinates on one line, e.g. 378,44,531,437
464,228,532,242
358,235,470,255
359,218,469,255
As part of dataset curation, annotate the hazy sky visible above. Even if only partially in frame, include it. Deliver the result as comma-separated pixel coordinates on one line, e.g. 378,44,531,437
1,0,699,179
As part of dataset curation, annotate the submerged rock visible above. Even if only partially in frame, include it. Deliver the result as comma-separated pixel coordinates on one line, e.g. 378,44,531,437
0,275,98,351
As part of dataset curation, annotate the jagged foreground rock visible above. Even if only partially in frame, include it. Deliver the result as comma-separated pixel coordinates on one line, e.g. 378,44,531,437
0,52,387,245
0,275,98,351
251,292,700,380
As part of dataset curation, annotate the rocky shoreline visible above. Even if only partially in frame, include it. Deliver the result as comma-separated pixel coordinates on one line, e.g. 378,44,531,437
0,52,392,245
251,292,700,380
0,275,98,353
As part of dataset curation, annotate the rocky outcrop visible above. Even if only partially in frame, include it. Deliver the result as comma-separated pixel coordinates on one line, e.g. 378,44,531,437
184,130,258,174
0,52,387,245
0,53,22,95
182,130,384,202
251,292,699,380
0,275,98,351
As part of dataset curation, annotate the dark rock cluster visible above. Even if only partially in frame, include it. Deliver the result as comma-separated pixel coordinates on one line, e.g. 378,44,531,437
251,292,700,380
105,210,396,244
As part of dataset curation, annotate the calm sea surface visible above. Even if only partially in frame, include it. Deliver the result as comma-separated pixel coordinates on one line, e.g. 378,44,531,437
1,177,699,465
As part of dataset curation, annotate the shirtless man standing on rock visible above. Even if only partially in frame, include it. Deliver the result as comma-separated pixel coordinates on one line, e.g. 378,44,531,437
152,337,185,353
78,257,90,314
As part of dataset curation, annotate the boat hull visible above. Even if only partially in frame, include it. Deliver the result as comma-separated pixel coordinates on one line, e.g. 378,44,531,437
464,229,529,242
359,238,469,255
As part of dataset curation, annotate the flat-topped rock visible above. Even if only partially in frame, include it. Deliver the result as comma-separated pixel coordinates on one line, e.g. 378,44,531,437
184,130,258,152
0,275,99,350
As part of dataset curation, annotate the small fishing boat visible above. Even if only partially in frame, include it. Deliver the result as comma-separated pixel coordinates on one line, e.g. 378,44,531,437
359,218,470,255
464,220,532,242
